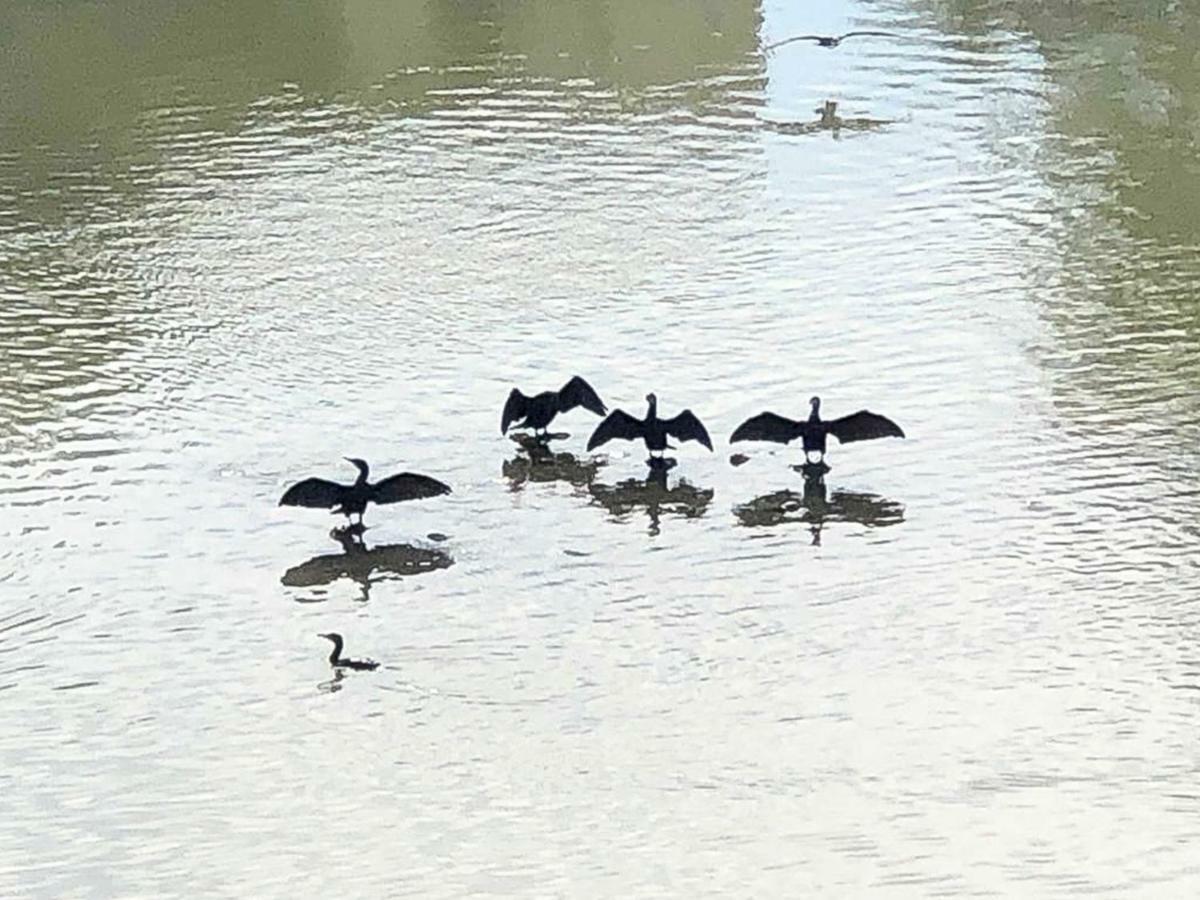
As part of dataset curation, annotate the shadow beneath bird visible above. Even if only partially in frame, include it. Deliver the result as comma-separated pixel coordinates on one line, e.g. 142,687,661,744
763,100,893,138
318,668,346,694
508,432,571,453
734,470,904,546
282,528,453,601
588,468,714,536
503,441,604,493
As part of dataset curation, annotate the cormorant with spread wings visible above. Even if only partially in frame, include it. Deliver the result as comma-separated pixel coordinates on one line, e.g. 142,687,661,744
731,396,904,463
587,393,713,460
279,457,450,527
501,375,607,437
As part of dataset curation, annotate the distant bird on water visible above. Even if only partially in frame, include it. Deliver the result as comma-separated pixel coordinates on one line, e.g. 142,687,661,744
731,397,904,463
501,375,607,437
587,393,713,460
319,632,379,671
763,31,901,52
280,458,450,527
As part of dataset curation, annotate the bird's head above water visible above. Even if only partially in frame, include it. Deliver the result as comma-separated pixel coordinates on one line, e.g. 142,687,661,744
645,392,657,409
318,632,343,648
809,396,821,411
344,457,370,481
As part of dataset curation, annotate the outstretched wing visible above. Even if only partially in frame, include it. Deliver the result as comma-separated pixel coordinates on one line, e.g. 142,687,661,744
762,34,824,52
558,375,607,417
826,410,905,444
730,412,804,445
501,388,529,434
371,473,452,505
587,410,644,451
662,410,713,451
280,478,349,509
840,30,901,40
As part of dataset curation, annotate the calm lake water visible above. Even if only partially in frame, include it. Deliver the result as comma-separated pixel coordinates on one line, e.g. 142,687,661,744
4,0,1200,895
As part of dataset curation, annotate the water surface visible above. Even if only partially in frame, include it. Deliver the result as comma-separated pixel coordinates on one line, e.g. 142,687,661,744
4,0,1200,895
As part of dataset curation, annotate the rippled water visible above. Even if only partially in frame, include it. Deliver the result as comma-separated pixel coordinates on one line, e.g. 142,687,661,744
4,0,1200,894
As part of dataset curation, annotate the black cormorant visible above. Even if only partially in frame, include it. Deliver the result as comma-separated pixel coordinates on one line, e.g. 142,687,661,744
764,31,900,51
280,458,450,527
731,396,904,463
587,393,713,460
501,376,607,437
318,632,379,671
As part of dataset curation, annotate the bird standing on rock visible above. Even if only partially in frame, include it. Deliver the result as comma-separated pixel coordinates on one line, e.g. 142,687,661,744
731,396,904,465
279,458,450,528
587,393,713,464
501,375,607,438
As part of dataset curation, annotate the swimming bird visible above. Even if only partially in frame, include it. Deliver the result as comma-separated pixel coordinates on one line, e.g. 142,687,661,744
730,396,904,463
763,31,900,52
280,458,450,527
501,375,607,437
587,393,713,460
318,632,379,671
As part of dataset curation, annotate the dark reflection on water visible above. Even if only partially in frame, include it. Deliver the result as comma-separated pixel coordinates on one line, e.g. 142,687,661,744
502,438,603,493
281,529,453,601
761,99,894,137
589,468,714,536
734,475,904,545
318,667,347,695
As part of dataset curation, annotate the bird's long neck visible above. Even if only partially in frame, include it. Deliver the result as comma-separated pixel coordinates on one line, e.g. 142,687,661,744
646,397,657,423
808,400,821,423
327,636,343,664
352,463,369,486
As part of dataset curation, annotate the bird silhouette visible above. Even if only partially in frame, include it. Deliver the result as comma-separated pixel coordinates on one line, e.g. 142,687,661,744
763,30,900,52
318,632,379,671
730,396,903,464
587,393,713,461
280,458,450,527
501,375,607,438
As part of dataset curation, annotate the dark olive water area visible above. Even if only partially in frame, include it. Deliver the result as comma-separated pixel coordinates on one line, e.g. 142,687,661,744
3,0,1200,895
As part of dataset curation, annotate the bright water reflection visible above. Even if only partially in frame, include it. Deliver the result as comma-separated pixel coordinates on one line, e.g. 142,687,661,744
3,0,1200,894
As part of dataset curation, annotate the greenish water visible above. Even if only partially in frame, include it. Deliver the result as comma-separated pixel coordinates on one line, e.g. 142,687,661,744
3,0,1200,895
